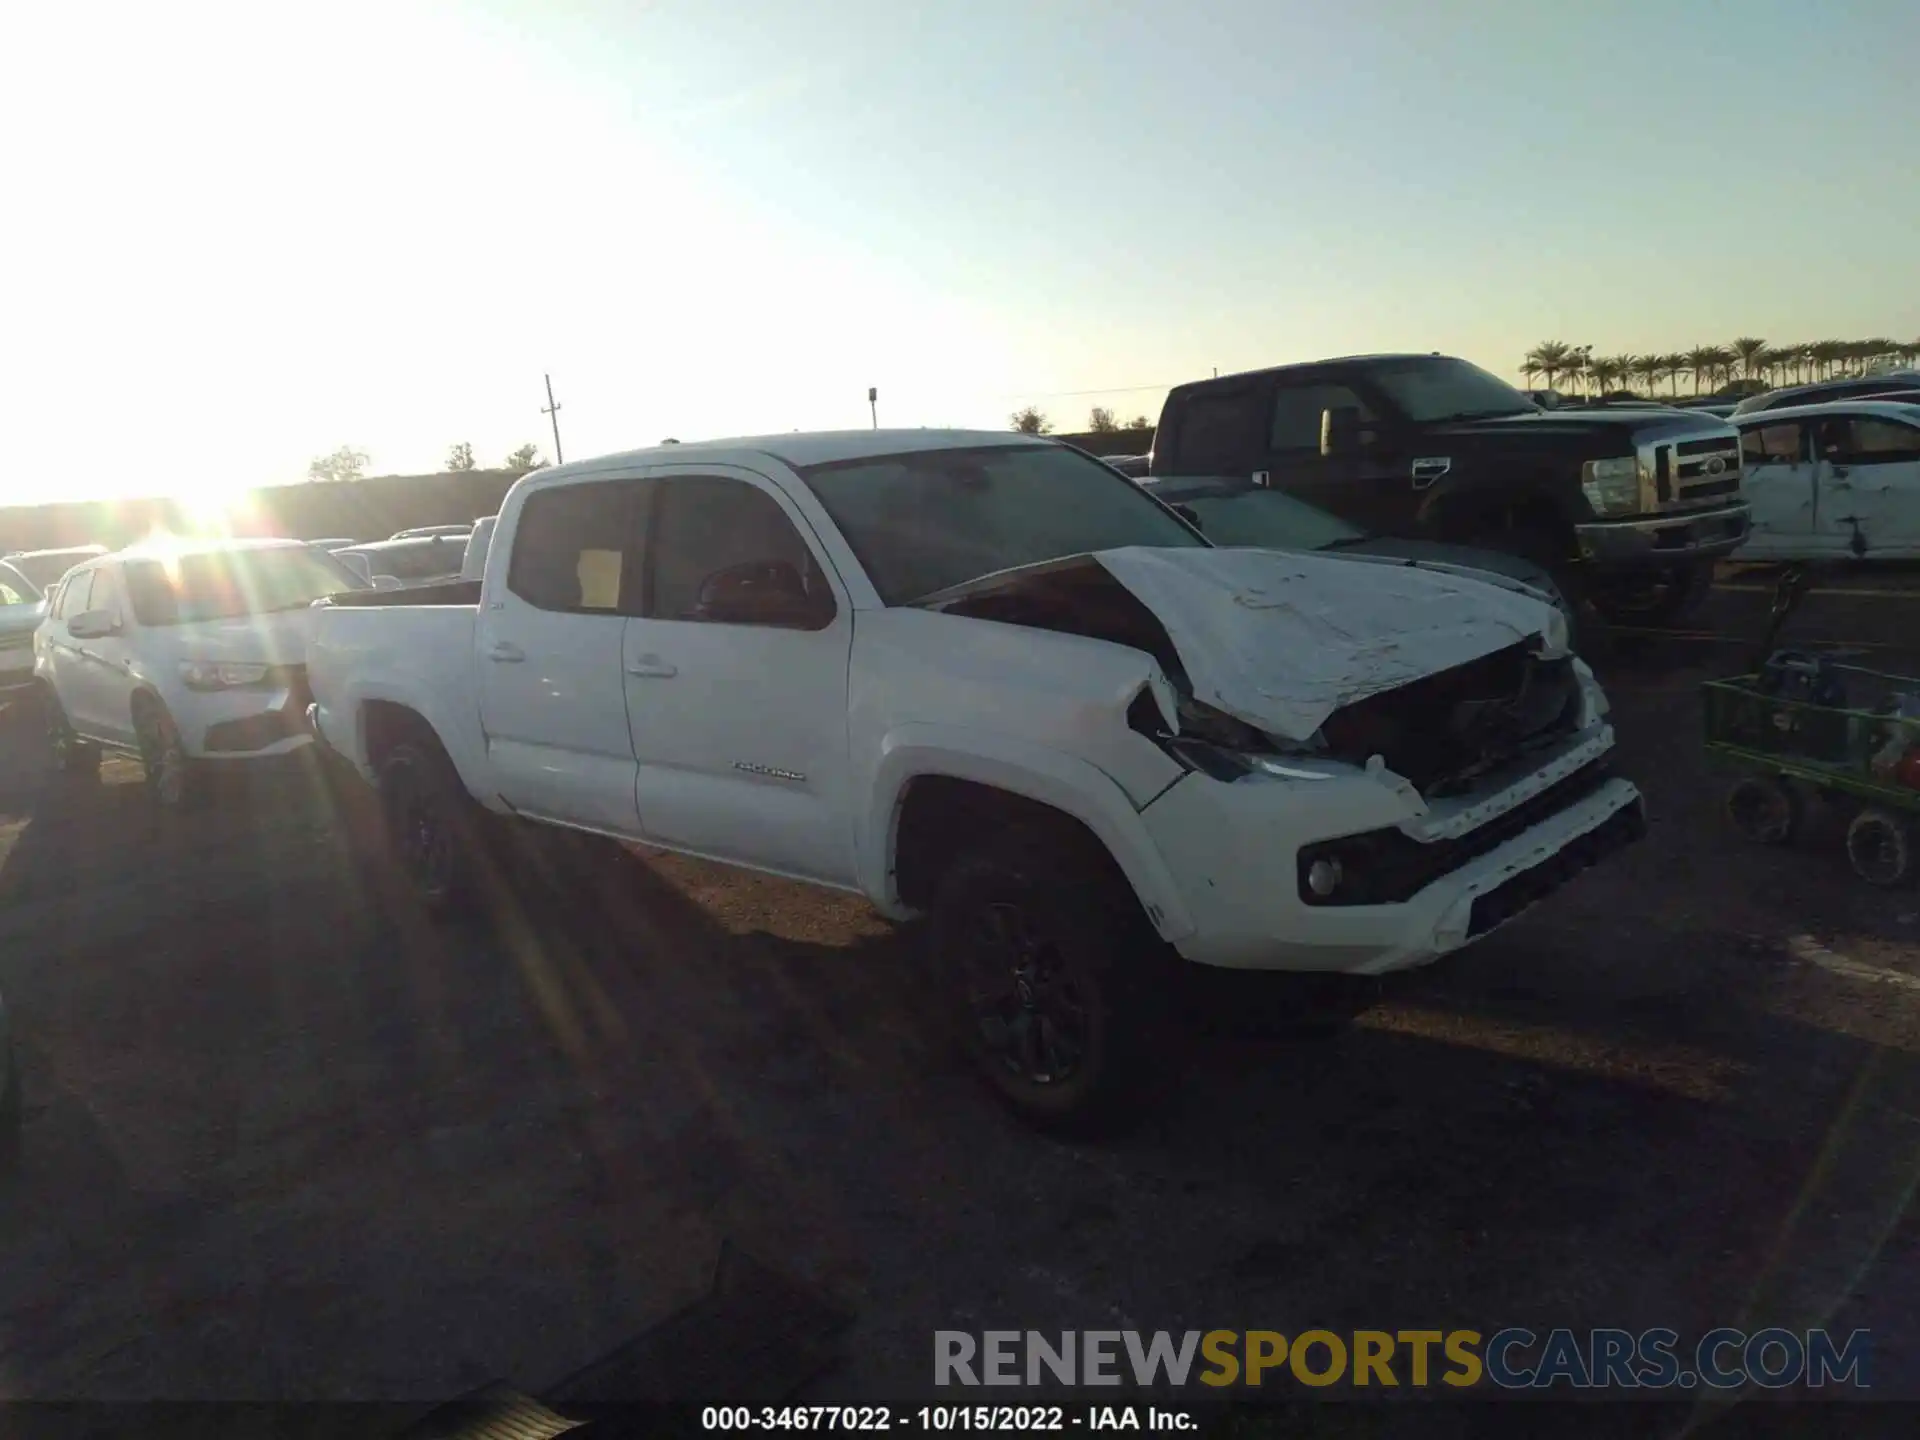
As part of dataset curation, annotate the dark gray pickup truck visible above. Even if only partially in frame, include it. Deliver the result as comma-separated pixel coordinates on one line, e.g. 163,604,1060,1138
1149,353,1753,624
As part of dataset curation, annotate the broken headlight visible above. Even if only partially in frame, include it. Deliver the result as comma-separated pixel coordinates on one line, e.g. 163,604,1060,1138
1133,692,1328,783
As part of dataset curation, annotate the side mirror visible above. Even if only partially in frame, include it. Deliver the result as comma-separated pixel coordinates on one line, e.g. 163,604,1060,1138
1170,502,1204,531
693,560,833,628
372,574,404,591
67,609,118,640
1321,406,1366,457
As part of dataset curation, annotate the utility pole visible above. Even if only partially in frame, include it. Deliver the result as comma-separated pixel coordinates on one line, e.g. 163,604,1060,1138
868,386,878,430
542,374,565,465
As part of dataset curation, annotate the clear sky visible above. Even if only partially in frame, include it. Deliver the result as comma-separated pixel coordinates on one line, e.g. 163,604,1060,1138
4,0,1916,504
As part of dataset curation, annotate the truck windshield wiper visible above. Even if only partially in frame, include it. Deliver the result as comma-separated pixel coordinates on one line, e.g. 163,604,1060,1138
1317,534,1379,551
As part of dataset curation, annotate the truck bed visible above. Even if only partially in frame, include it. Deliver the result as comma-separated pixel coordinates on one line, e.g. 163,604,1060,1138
321,580,482,609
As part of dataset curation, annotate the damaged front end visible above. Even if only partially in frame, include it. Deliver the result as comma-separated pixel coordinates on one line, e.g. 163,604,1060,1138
917,546,1589,800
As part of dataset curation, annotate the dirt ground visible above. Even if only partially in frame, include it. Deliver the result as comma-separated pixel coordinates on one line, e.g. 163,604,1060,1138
2,576,1919,1416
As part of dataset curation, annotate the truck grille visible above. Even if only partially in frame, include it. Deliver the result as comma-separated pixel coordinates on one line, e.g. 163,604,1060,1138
1656,435,1743,507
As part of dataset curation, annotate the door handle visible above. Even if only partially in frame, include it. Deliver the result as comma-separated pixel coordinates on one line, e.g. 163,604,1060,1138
486,641,526,663
625,655,678,678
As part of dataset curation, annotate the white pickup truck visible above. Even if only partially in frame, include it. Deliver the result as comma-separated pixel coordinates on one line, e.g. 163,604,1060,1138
306,430,1645,1129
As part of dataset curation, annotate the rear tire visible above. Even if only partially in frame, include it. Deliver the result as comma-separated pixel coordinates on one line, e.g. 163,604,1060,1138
1847,809,1914,888
133,696,204,810
42,686,100,780
928,824,1181,1136
379,740,482,913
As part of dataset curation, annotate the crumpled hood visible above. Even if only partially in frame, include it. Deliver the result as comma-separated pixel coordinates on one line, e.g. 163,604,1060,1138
1092,546,1563,741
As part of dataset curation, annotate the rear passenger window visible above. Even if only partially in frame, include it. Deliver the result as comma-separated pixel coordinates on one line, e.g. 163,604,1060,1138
506,482,638,613
1166,390,1267,473
648,476,828,624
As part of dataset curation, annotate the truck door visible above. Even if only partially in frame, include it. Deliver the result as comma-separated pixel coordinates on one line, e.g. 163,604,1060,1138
1812,411,1920,559
475,476,647,835
1262,378,1402,532
621,465,858,887
1737,418,1818,559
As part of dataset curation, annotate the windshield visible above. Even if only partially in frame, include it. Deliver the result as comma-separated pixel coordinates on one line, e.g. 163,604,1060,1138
796,443,1205,604
10,551,98,590
123,548,367,625
1369,357,1538,423
0,561,41,605
1164,488,1366,551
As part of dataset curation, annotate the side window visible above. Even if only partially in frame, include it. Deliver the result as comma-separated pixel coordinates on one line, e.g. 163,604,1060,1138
1744,422,1805,465
1832,417,1920,464
1269,383,1377,453
0,570,27,607
1166,389,1267,473
57,569,94,619
648,475,832,627
506,481,639,614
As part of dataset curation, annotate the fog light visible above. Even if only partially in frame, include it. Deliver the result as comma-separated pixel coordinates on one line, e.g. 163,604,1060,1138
1306,857,1344,897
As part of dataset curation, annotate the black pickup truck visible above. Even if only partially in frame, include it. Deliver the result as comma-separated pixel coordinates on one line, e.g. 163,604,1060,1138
1148,353,1752,624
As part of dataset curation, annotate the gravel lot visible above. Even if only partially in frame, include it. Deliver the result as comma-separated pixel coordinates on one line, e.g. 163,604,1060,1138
3,577,1919,1416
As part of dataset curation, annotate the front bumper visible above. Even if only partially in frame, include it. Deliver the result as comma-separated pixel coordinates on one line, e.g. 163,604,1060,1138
181,681,314,761
1142,752,1645,974
1575,503,1750,567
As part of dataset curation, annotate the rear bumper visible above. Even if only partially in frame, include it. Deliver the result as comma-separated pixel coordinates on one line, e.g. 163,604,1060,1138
1575,503,1750,567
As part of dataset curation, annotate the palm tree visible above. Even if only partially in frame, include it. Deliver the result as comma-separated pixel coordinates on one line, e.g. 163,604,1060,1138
1635,355,1666,395
1730,337,1769,382
1660,353,1687,396
1808,340,1842,381
1525,342,1573,390
1590,356,1622,394
1683,346,1716,395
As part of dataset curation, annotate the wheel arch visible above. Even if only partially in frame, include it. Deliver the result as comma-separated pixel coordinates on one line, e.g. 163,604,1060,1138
864,727,1196,942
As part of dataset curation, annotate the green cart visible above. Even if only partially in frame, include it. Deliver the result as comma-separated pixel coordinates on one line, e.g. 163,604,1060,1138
1704,568,1920,886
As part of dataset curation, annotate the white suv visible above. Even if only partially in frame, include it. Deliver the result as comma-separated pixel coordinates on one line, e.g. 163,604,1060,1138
34,538,369,807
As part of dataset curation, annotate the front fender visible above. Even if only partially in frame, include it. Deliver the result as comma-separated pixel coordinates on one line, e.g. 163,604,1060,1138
859,723,1197,942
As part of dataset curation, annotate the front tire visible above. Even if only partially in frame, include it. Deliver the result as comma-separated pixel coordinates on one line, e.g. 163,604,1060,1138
133,697,203,810
379,740,480,913
929,825,1179,1135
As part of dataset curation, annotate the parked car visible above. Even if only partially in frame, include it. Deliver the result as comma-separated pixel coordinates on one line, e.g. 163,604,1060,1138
1,982,17,1177
335,536,467,589
3,544,108,591
307,430,1644,1130
0,559,46,704
307,537,360,552
1140,475,1574,630
1148,353,1750,626
1730,372,1920,418
390,524,474,541
1735,400,1920,560
33,538,370,807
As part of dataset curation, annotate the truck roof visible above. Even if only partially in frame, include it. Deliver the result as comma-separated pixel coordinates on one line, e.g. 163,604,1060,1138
1167,354,1448,393
540,428,1044,479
